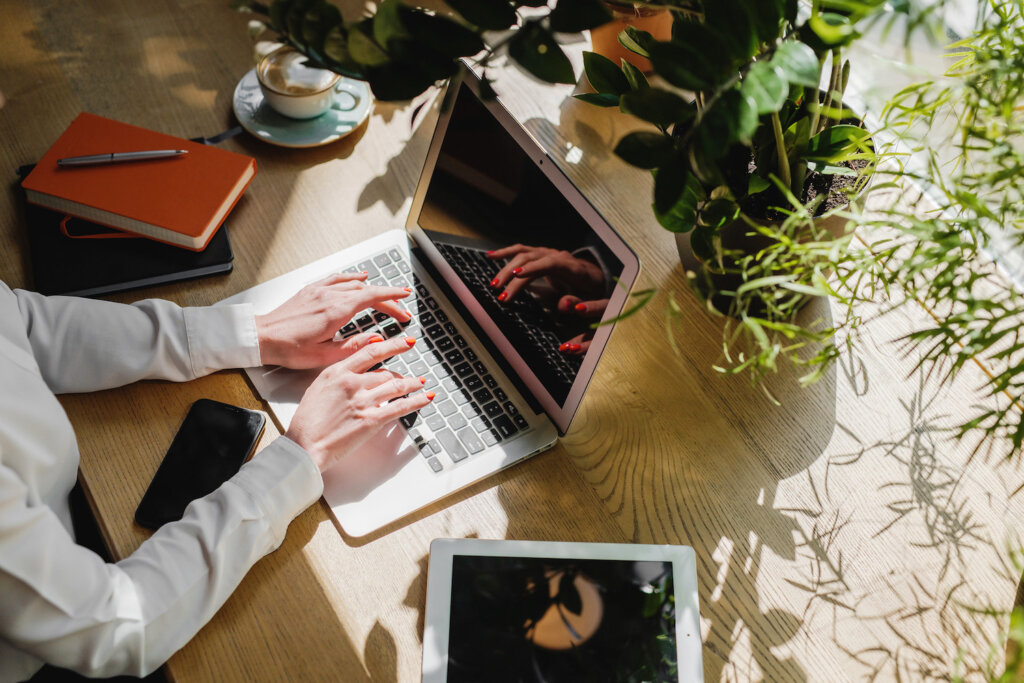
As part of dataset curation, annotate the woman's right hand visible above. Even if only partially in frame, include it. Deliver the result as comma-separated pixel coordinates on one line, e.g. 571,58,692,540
285,335,434,473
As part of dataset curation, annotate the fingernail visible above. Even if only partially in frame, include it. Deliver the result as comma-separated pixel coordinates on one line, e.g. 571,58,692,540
512,267,523,275
490,278,500,288
575,303,587,312
368,335,384,343
405,337,416,346
403,287,412,292
558,342,569,351
361,271,369,275
567,343,581,352
426,391,436,400
486,250,495,256
497,292,508,302
419,377,426,384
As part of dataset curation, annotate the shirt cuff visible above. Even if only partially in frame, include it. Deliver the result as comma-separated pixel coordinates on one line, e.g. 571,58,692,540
183,303,262,376
231,436,324,540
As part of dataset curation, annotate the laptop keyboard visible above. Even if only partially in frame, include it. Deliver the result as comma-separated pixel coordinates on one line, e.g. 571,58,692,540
337,249,530,474
433,242,583,396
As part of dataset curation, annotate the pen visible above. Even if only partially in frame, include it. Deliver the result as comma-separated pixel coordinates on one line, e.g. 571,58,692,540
57,149,189,167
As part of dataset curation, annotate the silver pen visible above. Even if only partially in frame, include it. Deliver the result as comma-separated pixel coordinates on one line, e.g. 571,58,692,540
57,149,189,167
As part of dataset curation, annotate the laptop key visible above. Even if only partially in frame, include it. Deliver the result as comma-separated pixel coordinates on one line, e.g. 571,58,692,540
434,310,449,323
426,324,444,339
452,390,471,406
483,374,498,389
373,253,392,267
373,311,390,323
456,427,485,454
420,401,437,416
436,337,455,351
443,322,457,335
481,430,498,447
398,260,411,273
442,377,460,392
483,401,503,418
454,335,467,349
382,322,402,338
426,414,446,431
473,361,487,374
503,401,519,415
425,297,440,311
449,414,468,431
473,388,493,404
471,416,490,432
464,348,477,361
420,311,436,326
454,363,474,378
444,349,464,364
400,413,419,429
437,400,457,417
464,375,483,392
427,456,444,472
357,261,379,278
513,414,529,430
340,322,357,336
492,415,518,439
436,429,469,462
382,264,400,280
409,360,429,376
388,248,402,262
495,388,508,402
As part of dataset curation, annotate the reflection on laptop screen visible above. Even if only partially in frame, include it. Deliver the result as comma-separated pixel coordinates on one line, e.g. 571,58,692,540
419,82,625,406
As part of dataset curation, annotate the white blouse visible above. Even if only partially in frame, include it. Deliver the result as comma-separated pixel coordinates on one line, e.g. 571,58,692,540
0,282,323,680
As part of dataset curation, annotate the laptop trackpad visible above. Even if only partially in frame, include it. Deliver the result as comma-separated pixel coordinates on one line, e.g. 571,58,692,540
320,421,418,504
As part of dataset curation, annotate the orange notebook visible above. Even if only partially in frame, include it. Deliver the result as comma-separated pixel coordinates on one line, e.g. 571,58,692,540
22,113,256,251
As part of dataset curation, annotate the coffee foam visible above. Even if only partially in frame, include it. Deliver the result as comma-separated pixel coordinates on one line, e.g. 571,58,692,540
259,49,337,94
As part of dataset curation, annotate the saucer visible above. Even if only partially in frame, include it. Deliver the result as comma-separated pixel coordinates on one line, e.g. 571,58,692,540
232,68,373,148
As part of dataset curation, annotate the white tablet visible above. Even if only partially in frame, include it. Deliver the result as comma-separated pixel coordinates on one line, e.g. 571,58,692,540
422,538,703,682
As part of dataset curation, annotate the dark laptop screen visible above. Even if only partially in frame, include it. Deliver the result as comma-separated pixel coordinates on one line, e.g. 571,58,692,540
418,81,625,406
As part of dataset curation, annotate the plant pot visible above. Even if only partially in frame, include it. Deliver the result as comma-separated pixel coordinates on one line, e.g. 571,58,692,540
675,211,851,317
590,2,673,73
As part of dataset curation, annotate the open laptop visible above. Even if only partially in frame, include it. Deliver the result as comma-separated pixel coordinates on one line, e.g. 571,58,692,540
222,66,640,536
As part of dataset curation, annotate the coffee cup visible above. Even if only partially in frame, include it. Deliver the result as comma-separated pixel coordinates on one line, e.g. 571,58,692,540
256,46,342,119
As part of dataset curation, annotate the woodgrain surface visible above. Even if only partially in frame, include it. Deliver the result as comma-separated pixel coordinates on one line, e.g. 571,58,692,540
3,2,1024,680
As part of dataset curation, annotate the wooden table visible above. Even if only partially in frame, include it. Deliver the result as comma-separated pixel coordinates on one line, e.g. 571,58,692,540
4,2,1024,680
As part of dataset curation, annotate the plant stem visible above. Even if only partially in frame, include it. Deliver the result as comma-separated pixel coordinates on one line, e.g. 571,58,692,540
820,49,841,134
771,112,792,190
808,56,827,136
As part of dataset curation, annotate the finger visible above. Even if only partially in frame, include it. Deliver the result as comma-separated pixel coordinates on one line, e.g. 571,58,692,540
558,333,587,355
513,254,562,280
491,253,534,291
498,274,533,302
314,271,368,287
486,244,529,259
557,294,582,313
374,390,436,423
340,286,413,322
371,299,413,323
572,298,610,319
366,375,427,404
344,335,417,373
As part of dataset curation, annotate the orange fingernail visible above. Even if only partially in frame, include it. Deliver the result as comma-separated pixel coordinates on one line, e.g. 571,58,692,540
419,376,426,384
361,271,369,275
368,335,384,343
497,291,508,302
405,337,416,346
426,391,436,400
558,342,569,351
403,287,412,292
490,278,500,288
512,267,523,275
486,250,495,256
575,303,587,312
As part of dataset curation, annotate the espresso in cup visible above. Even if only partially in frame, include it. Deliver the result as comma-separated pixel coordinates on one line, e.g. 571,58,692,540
257,47,340,119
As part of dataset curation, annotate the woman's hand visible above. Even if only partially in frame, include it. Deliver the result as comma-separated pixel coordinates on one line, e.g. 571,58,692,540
255,272,412,369
487,244,605,302
285,335,434,473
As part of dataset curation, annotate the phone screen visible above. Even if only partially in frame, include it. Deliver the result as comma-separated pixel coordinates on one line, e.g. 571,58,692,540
135,399,266,530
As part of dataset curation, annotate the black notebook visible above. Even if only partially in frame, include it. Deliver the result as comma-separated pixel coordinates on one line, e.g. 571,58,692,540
17,167,233,297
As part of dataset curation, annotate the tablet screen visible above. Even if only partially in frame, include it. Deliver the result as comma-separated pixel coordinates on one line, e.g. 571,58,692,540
446,555,677,682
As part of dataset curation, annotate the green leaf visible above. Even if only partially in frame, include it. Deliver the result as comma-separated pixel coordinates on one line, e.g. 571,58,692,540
614,131,676,169
348,22,390,67
621,59,649,91
620,88,694,127
805,124,871,161
806,160,856,176
770,41,820,88
573,92,620,107
302,2,342,56
403,9,485,59
703,0,757,62
700,197,739,229
690,224,717,261
373,0,407,49
653,156,689,215
655,172,703,233
582,51,629,95
444,0,517,31
748,174,771,195
269,0,291,31
285,0,317,47
741,61,789,115
648,42,711,91
322,24,349,64
808,12,856,47
508,21,575,84
618,26,655,58
698,89,758,153
549,0,613,33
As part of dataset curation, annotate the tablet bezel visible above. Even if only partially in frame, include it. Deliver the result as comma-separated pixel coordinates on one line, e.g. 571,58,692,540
422,538,703,682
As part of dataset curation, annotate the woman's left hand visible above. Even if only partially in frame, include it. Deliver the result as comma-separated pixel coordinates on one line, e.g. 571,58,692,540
254,272,413,369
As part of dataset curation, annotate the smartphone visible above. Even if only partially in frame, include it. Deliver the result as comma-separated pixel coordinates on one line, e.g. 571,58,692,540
135,399,266,530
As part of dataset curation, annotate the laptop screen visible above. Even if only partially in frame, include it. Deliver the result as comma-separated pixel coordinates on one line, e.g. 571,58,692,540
412,74,633,421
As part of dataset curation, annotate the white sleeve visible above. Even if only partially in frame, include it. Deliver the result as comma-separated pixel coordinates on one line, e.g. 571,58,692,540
12,289,261,394
0,436,323,677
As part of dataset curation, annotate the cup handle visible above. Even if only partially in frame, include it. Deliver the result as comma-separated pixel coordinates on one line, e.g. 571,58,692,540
332,81,359,112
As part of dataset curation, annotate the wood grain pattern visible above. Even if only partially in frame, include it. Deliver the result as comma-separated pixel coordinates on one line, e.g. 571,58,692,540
3,2,1024,681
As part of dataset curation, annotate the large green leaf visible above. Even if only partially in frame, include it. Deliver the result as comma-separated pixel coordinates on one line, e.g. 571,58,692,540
703,0,757,62
618,26,656,58
573,92,620,107
373,0,408,49
403,8,485,58
348,22,389,67
808,12,857,47
648,42,711,91
805,123,871,161
582,51,629,95
321,25,354,72
302,2,341,57
614,131,676,169
770,41,820,87
653,155,689,215
549,0,613,33
444,0,517,31
741,61,788,115
508,21,575,84
656,21,735,89
285,0,317,47
620,88,694,127
654,171,704,233
621,59,649,91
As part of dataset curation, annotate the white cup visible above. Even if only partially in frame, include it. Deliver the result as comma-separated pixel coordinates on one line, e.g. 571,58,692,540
257,46,342,119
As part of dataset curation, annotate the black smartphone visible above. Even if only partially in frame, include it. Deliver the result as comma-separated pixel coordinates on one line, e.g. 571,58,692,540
135,399,266,530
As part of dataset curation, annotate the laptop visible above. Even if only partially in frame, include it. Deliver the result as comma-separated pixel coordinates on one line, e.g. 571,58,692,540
221,66,640,536
423,538,703,682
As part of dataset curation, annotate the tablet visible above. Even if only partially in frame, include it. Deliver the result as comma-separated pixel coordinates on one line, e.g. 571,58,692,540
423,538,703,682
